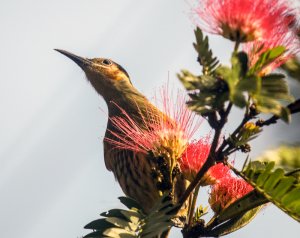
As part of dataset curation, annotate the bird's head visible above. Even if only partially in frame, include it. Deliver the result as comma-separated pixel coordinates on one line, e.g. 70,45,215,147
55,49,133,102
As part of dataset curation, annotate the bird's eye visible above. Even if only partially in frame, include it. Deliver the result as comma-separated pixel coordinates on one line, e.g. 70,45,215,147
102,59,112,66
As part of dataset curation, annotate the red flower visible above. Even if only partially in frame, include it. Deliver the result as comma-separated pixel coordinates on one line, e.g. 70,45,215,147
244,21,300,74
193,0,296,42
209,177,254,213
105,87,202,166
205,163,232,185
179,138,231,184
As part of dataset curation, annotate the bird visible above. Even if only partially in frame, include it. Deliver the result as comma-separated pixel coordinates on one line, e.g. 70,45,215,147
55,49,188,217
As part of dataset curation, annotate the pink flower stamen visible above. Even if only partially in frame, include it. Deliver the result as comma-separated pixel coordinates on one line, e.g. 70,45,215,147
179,137,231,184
209,177,254,213
244,26,300,74
105,86,202,165
192,0,297,43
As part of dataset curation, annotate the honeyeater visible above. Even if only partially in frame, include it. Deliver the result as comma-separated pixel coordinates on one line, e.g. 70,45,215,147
55,49,188,216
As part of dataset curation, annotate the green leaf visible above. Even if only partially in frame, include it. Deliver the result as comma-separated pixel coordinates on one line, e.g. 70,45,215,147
84,199,141,238
236,52,249,77
105,217,135,230
215,55,248,108
281,57,300,83
238,147,300,222
103,227,136,238
120,210,142,224
178,68,229,115
178,28,232,116
177,70,199,90
193,27,219,75
249,46,286,74
139,195,175,237
83,230,106,238
252,73,293,122
261,74,291,100
84,218,114,230
230,122,262,147
186,91,229,114
119,196,142,210
207,206,263,237
100,209,142,224
219,191,267,223
237,75,260,95
194,205,209,221
255,97,291,122
177,71,220,91
84,196,174,238
204,188,267,236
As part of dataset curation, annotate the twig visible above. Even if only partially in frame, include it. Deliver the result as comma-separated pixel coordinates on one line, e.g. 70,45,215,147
187,185,200,226
257,99,300,127
216,98,254,161
234,40,240,52
176,153,214,209
217,113,251,160
175,103,233,211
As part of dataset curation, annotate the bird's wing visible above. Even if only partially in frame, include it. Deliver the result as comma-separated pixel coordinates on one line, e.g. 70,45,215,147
103,140,114,171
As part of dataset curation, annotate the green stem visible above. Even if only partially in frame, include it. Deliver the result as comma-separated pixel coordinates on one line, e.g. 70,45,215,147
234,40,240,52
187,185,200,226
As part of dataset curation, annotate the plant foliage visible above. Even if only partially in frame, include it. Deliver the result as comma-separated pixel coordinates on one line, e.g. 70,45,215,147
84,196,175,238
179,28,294,122
238,148,300,222
82,19,300,238
281,57,300,83
193,27,220,75
178,28,228,115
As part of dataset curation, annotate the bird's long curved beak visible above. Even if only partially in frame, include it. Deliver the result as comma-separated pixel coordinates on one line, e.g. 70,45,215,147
55,49,92,69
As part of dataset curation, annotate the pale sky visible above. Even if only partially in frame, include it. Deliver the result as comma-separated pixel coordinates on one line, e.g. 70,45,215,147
0,0,299,237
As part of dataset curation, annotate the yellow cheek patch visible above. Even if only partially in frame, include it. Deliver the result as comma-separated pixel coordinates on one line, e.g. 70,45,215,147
112,71,129,81
92,63,130,82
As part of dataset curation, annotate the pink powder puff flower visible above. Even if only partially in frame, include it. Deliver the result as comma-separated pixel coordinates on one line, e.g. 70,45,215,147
192,0,296,42
244,19,300,75
105,87,202,169
179,137,231,185
209,177,254,213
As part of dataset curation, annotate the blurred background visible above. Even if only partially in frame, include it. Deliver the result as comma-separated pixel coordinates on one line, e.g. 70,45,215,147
0,0,299,237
